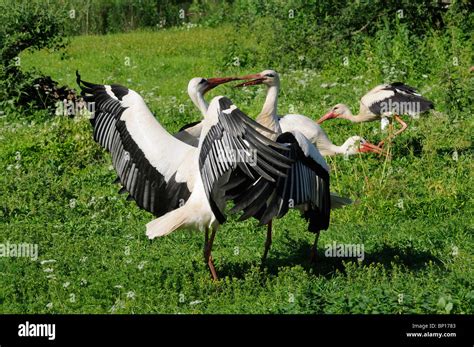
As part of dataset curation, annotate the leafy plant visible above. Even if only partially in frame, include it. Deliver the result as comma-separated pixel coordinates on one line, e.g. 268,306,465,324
0,1,68,110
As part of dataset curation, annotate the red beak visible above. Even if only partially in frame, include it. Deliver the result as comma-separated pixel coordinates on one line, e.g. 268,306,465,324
234,73,265,88
205,76,239,92
317,111,336,124
359,141,388,156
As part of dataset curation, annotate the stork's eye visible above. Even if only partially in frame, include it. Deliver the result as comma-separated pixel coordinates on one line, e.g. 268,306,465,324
199,79,206,84
265,73,275,78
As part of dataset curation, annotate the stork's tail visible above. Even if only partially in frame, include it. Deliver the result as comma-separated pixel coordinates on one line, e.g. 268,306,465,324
330,192,352,209
146,207,187,239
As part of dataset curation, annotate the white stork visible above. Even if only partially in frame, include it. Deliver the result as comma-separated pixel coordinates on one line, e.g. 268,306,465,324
173,72,341,263
177,74,384,157
76,72,332,278
234,70,385,157
234,70,357,262
77,72,294,279
279,115,384,157
316,82,434,148
174,76,237,146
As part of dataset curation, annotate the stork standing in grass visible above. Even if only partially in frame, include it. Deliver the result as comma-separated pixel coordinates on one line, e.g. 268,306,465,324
279,114,384,157
316,82,434,148
234,70,365,262
77,72,293,280
76,72,332,278
177,72,344,263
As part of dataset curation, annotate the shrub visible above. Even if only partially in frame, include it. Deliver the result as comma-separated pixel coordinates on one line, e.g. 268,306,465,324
0,1,68,111
216,0,473,71
59,0,192,35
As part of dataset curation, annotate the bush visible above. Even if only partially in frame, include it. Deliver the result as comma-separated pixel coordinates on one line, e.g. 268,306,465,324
217,0,473,70
0,1,68,111
59,0,193,35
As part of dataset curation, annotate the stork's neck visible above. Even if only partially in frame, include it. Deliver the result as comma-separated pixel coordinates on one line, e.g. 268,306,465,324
315,132,359,157
316,132,343,156
257,85,281,135
319,144,341,157
338,104,374,123
191,90,208,116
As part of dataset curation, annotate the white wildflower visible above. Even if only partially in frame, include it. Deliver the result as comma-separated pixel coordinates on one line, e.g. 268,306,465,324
69,198,76,209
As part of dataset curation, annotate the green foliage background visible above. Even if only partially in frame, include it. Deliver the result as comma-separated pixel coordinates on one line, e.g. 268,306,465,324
0,0,472,313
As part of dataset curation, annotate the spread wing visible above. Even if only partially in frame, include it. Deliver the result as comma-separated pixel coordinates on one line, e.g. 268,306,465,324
199,96,293,224
77,72,197,217
230,130,331,232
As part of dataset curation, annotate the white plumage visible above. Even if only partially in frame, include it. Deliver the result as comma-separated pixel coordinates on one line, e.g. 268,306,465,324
234,69,353,262
77,72,324,279
317,82,434,148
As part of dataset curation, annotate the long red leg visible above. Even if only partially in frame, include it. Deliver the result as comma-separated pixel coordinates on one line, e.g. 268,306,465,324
378,115,407,148
204,228,218,280
392,115,408,137
261,220,273,263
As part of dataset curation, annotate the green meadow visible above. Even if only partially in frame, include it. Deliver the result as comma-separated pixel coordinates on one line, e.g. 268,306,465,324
0,25,472,314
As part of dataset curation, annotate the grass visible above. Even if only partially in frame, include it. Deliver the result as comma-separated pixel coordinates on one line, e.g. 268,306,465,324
0,26,473,314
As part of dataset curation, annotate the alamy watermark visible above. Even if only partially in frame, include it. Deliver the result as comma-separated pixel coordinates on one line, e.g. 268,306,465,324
55,100,95,118
379,99,421,117
324,241,365,261
216,145,258,166
18,321,55,341
0,241,38,261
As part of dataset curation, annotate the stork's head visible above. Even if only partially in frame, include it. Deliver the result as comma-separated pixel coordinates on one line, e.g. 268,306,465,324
234,69,280,87
342,136,385,155
187,76,238,97
317,104,351,124
187,76,238,116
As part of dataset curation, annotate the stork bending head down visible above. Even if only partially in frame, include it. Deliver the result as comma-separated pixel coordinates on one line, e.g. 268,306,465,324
317,82,434,148
234,69,363,263
235,70,385,157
